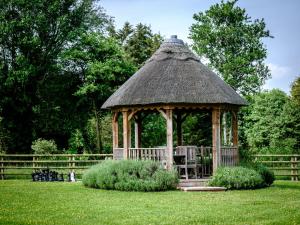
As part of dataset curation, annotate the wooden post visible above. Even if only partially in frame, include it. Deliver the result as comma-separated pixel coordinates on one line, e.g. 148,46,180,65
33,156,36,170
0,155,3,180
222,112,227,146
212,108,221,173
128,120,131,148
134,115,142,148
176,112,182,146
166,109,173,169
68,155,72,173
122,110,129,159
112,112,119,149
72,155,75,170
291,156,298,181
232,110,239,164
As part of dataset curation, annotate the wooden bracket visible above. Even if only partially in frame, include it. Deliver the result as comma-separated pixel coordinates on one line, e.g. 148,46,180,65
157,109,167,120
128,110,139,121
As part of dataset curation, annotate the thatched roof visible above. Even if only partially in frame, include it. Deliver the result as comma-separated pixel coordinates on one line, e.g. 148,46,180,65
102,35,247,109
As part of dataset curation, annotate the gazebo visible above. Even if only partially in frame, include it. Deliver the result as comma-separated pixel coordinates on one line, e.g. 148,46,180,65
102,35,247,176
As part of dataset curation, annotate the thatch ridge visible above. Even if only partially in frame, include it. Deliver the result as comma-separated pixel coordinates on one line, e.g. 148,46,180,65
102,36,247,109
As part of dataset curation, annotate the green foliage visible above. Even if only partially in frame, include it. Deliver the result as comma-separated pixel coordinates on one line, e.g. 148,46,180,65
209,166,264,189
112,22,163,67
190,0,272,95
0,117,9,153
62,33,136,153
240,89,300,154
82,160,179,192
182,112,212,146
141,114,166,147
31,138,58,154
64,33,136,104
84,114,113,153
291,76,300,105
0,0,108,152
240,162,275,186
254,164,275,186
68,129,85,154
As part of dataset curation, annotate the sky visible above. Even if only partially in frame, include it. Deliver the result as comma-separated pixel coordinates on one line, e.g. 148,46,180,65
101,0,300,94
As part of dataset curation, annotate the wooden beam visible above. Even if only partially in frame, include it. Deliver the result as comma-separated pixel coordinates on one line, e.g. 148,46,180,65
232,110,239,164
122,111,129,159
116,103,239,113
134,118,142,148
128,119,131,148
166,109,173,169
112,112,119,149
212,108,221,173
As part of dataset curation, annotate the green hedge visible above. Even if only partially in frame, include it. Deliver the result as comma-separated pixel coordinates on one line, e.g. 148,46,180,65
209,167,264,190
82,160,179,192
241,162,275,186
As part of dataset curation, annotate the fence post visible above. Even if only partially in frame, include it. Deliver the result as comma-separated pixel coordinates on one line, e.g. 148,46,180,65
291,156,298,181
68,155,72,173
0,155,3,180
33,156,36,170
72,155,75,172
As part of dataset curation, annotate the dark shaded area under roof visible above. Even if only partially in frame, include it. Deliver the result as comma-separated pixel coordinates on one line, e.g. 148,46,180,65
102,35,247,109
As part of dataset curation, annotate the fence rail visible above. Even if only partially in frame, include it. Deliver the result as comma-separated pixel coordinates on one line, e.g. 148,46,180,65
0,154,113,180
254,154,299,181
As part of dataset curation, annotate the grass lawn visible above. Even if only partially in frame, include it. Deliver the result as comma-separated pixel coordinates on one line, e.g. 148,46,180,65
0,180,299,225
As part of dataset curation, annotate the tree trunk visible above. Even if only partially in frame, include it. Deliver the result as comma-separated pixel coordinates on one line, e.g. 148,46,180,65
93,101,101,153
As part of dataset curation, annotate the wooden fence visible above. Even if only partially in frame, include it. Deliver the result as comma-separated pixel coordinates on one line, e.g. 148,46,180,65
1,153,299,181
254,154,299,181
0,154,113,180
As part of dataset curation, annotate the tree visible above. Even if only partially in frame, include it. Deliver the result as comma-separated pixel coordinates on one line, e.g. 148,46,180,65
0,0,108,153
190,0,272,95
116,22,134,45
112,22,164,67
240,89,300,154
291,76,300,105
61,33,136,152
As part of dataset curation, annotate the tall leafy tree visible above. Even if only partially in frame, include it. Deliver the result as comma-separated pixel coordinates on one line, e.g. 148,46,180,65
0,0,107,152
116,22,134,45
190,0,272,95
240,89,300,154
61,33,136,152
112,22,163,67
291,76,300,105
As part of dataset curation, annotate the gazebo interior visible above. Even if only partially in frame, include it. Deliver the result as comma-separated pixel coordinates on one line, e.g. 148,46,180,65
111,105,239,179
102,35,247,179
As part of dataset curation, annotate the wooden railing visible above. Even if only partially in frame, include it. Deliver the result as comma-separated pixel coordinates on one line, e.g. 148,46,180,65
221,146,238,167
113,148,124,160
0,154,113,180
198,146,213,176
254,154,299,181
128,148,167,161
